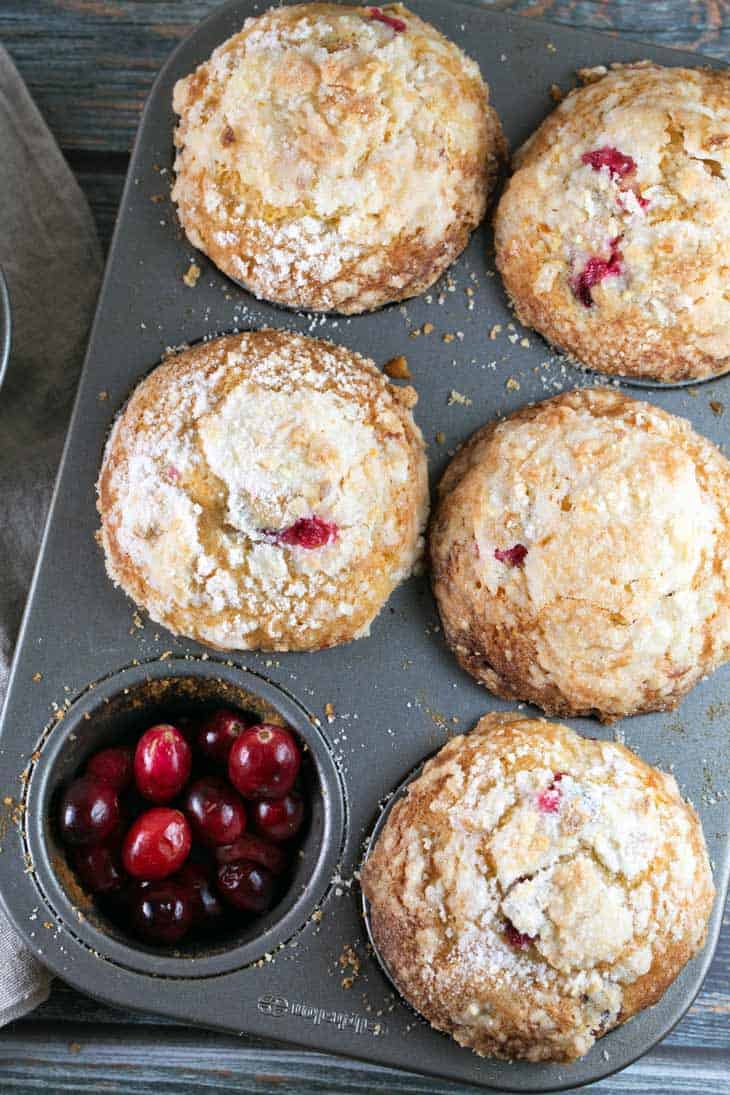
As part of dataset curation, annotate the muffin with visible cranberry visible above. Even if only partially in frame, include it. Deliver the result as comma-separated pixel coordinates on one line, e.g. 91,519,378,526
97,329,427,650
494,63,730,381
429,387,730,720
171,3,505,313
362,712,715,1062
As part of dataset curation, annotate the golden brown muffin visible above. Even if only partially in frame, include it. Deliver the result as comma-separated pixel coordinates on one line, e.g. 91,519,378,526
171,3,505,314
429,388,730,721
97,329,428,651
362,712,715,1062
494,63,730,382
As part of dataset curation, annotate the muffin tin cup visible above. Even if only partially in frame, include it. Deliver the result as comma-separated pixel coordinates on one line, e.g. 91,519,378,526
23,658,346,979
0,1,728,1090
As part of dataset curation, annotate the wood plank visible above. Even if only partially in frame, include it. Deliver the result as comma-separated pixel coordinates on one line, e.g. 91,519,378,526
0,1024,729,1094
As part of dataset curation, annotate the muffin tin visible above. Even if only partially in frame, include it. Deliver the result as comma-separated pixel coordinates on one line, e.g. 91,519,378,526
0,1,727,1090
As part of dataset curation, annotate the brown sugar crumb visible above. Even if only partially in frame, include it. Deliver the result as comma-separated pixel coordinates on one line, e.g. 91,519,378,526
550,82,564,102
489,324,502,340
68,1042,82,1054
150,193,165,204
710,400,725,416
32,672,42,683
442,332,455,344
339,943,361,989
3,796,12,807
311,908,323,923
506,377,521,391
422,322,434,335
324,702,335,723
435,431,446,445
383,355,411,380
183,261,201,288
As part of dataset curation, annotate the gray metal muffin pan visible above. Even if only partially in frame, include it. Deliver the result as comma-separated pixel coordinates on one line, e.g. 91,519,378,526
0,1,727,1090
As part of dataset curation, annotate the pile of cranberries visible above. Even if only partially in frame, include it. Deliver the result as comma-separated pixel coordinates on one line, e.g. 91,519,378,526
57,708,306,946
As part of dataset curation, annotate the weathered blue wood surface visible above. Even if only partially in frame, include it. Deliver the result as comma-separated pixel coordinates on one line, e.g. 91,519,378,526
0,2,728,1092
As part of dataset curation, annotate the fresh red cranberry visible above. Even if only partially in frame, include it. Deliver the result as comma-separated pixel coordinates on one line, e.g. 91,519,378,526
538,772,565,814
122,807,191,880
275,516,338,549
228,724,301,800
58,776,120,847
581,145,636,179
252,792,304,843
183,777,246,847
73,843,125,894
494,544,528,568
369,6,406,32
174,862,225,929
197,708,250,765
86,746,133,791
217,861,274,913
505,922,534,950
131,880,193,944
216,832,287,874
571,237,623,307
134,724,192,803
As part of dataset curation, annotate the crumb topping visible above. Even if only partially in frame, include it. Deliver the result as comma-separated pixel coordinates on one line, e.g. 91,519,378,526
97,330,428,651
495,63,730,379
171,3,501,312
362,712,714,1062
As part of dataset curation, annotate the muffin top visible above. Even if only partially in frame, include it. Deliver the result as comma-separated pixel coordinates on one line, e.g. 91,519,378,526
494,63,730,381
97,329,428,651
172,3,503,313
362,712,714,1062
429,387,730,720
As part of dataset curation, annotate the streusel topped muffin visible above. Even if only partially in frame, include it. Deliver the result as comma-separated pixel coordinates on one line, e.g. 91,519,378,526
171,3,505,313
362,712,714,1062
494,63,730,381
430,388,730,720
97,329,428,650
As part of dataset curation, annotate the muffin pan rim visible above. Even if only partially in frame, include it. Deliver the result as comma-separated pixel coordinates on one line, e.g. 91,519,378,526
0,1,727,1090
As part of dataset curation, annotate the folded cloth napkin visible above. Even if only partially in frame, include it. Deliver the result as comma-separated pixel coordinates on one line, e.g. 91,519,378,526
0,43,102,1025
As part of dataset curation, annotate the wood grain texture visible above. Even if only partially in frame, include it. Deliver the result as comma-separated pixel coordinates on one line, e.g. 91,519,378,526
0,2,728,1093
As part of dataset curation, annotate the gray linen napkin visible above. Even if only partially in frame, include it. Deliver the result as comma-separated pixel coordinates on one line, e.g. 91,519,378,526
0,43,103,1024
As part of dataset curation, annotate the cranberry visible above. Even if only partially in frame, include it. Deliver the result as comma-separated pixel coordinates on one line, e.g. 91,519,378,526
228,724,301,800
86,746,133,791
197,708,250,765
131,880,193,944
369,6,406,32
274,516,338,549
252,792,304,843
73,843,125,894
217,861,274,913
174,862,225,929
183,777,246,847
538,772,565,814
494,544,528,568
216,832,287,874
134,724,192,803
505,922,534,951
58,776,120,847
122,807,191,880
571,237,623,308
581,146,636,179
